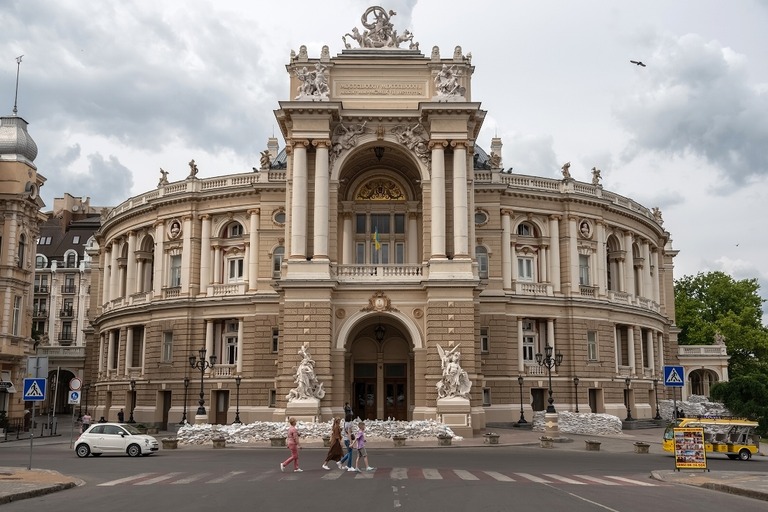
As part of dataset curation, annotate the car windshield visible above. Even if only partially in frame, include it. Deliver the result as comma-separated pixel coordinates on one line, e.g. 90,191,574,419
120,424,142,435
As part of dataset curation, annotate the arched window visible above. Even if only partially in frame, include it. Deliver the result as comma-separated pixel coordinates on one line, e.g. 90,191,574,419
66,251,77,268
517,223,534,237
225,222,243,238
476,246,488,279
272,246,285,278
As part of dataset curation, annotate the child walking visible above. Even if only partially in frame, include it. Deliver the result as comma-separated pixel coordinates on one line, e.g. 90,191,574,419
351,421,375,472
280,417,303,473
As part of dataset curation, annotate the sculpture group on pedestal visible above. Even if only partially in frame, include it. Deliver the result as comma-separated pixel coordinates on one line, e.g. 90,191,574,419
286,343,326,401
436,344,472,399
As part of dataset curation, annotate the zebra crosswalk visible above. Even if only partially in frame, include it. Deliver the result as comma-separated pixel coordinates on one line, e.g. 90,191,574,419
97,468,662,487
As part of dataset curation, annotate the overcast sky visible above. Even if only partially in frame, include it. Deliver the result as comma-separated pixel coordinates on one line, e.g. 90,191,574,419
3,0,768,319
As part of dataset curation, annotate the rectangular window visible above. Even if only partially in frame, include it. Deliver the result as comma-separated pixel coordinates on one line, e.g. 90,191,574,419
72,235,80,244
523,335,535,361
370,214,390,234
271,328,279,353
355,243,365,264
579,254,590,285
372,242,389,264
394,214,405,234
480,327,490,353
482,388,491,406
355,214,366,234
269,389,277,407
229,224,243,237
228,258,244,282
162,332,173,363
226,337,237,364
170,255,182,287
587,331,598,361
518,257,534,281
12,296,22,336
395,242,405,264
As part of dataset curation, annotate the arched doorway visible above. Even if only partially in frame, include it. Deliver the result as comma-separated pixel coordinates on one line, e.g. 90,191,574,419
689,368,719,397
348,321,412,421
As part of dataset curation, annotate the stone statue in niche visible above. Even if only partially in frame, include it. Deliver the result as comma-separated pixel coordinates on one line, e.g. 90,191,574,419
436,344,472,399
286,342,325,401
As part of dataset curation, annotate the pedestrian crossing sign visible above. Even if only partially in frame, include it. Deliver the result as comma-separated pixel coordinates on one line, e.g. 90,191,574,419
663,365,685,387
23,378,47,401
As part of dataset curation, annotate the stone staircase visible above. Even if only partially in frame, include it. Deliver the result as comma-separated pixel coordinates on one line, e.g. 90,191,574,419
622,418,666,430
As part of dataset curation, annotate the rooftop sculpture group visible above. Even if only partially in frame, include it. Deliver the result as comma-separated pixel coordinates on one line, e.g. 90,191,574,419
342,6,419,50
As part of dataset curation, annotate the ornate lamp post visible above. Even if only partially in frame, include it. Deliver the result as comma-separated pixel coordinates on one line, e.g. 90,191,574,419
653,378,662,420
573,376,580,413
233,376,242,424
128,379,136,423
189,348,216,417
180,377,190,425
516,376,527,424
535,345,563,413
624,377,634,421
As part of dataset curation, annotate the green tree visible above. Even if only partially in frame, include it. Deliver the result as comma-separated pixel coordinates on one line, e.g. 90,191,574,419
710,375,768,435
674,271,768,376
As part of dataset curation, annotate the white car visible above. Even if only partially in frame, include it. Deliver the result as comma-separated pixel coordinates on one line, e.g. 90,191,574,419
75,423,159,457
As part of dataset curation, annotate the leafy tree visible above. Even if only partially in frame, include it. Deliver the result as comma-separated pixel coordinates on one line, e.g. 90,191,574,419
710,375,768,436
675,271,768,376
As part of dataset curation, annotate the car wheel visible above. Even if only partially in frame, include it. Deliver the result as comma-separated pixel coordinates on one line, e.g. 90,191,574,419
76,444,91,458
127,444,142,457
738,449,751,461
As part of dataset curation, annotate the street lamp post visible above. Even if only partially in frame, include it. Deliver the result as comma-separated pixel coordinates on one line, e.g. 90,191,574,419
653,378,662,420
233,376,242,424
189,348,217,417
573,376,580,413
128,379,136,423
180,377,190,425
624,377,634,421
516,376,527,424
535,345,564,413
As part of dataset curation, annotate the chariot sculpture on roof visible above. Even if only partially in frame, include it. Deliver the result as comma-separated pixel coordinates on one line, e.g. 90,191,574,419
343,6,419,50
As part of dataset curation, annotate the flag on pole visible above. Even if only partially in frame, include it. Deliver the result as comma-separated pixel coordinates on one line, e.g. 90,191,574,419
372,226,381,251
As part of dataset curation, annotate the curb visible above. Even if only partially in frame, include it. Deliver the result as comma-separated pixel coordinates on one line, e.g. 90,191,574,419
0,481,79,505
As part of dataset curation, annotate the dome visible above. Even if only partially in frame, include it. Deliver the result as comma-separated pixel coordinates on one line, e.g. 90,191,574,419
0,115,38,163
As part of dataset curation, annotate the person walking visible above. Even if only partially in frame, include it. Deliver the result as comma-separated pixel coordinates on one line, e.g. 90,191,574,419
352,421,375,472
280,417,303,473
344,402,353,418
321,417,343,470
81,411,92,433
117,409,124,423
339,413,356,470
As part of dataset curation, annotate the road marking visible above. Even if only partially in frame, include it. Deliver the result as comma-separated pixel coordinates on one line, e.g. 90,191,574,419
134,472,183,485
422,468,442,479
321,471,346,480
454,469,479,480
574,475,621,485
390,468,408,480
544,474,587,484
484,471,515,482
602,476,657,486
171,473,211,484
99,473,155,486
515,472,552,483
207,471,245,483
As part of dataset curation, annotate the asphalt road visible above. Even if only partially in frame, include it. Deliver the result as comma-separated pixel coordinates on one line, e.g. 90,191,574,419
2,442,766,512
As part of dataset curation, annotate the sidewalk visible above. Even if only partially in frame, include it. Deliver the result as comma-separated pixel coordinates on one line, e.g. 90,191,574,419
1,424,766,504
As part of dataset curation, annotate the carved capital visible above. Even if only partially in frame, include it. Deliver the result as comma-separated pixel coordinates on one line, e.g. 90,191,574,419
247,208,261,216
450,140,469,150
429,139,448,150
501,208,514,217
291,139,310,149
312,139,332,149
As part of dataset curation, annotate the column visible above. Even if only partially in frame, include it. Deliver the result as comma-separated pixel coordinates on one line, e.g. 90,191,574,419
646,330,655,375
110,239,120,301
107,331,115,373
642,240,652,299
181,216,192,293
237,320,244,374
313,140,330,259
153,222,165,296
451,141,469,257
596,222,606,296
200,215,212,290
549,216,561,292
205,320,214,374
517,318,525,374
568,216,579,293
627,326,636,376
102,245,111,304
651,248,660,303
623,232,635,295
429,140,447,258
212,246,221,284
290,140,309,259
501,210,512,289
407,213,418,264
98,334,105,374
342,213,353,264
539,246,548,283
125,327,134,376
125,231,137,296
613,326,619,374
657,332,665,368
248,209,260,290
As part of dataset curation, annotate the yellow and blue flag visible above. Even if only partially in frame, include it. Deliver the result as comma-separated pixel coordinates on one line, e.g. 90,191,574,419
372,226,381,251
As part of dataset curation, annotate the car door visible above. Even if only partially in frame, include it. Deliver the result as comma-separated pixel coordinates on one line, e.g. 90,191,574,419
88,424,107,452
102,425,128,453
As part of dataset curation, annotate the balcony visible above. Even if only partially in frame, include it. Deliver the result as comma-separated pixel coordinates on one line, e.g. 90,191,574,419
333,264,425,283
33,308,48,318
61,285,76,294
59,308,74,318
516,282,554,296
57,333,74,345
207,283,247,297
212,364,236,377
34,285,49,293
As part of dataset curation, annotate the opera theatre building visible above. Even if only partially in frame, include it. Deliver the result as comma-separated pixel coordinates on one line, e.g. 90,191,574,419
88,7,679,434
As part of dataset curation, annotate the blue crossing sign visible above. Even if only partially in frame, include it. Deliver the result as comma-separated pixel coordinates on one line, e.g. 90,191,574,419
23,378,47,401
663,365,685,387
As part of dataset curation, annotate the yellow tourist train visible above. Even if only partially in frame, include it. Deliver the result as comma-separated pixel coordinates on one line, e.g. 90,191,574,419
662,416,761,461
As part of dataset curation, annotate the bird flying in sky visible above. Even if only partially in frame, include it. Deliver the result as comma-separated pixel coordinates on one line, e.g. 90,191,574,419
630,60,646,67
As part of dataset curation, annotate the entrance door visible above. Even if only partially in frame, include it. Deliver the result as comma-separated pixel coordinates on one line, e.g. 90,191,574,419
384,380,407,420
215,391,229,425
161,391,171,429
531,388,546,411
354,381,376,420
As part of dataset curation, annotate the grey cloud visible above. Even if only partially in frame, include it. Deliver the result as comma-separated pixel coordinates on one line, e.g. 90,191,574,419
41,152,134,207
501,133,558,176
615,33,768,189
